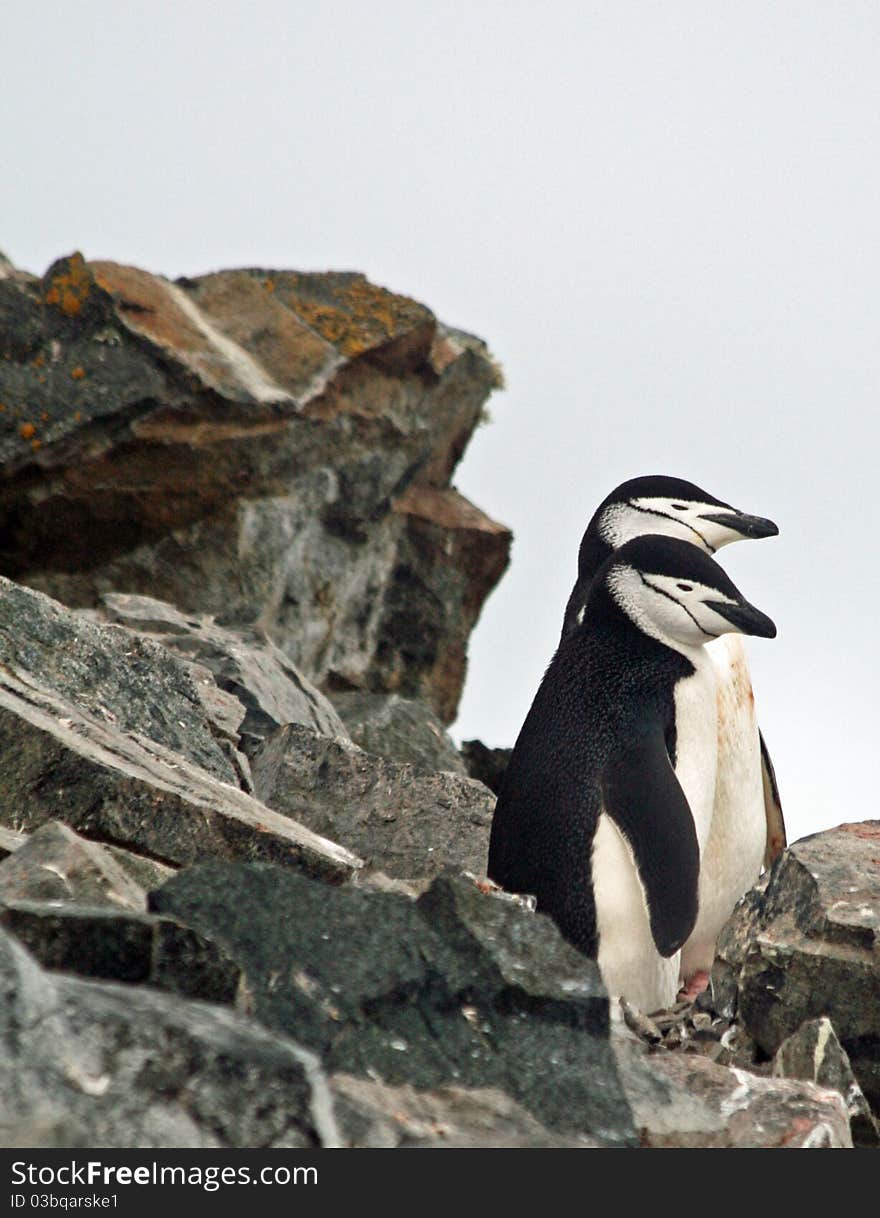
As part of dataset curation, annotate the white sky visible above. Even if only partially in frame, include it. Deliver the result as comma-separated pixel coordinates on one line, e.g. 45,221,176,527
4,3,879,847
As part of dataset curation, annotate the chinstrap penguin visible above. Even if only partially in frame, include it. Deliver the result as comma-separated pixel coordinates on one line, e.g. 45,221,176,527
487,534,777,1015
559,475,785,996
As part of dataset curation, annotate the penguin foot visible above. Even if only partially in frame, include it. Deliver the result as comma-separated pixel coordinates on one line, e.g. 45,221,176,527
677,970,710,1002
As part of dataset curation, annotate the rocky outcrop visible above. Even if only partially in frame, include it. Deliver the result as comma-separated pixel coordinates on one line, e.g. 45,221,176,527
331,690,465,774
0,925,327,1148
149,864,634,1146
710,822,880,1117
0,253,509,724
91,590,350,754
613,1024,852,1147
250,723,493,879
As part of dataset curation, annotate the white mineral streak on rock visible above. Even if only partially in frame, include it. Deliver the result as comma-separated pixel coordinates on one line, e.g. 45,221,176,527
164,280,294,404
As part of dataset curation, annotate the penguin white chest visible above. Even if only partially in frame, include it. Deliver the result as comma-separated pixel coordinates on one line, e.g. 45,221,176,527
680,634,765,978
670,650,718,856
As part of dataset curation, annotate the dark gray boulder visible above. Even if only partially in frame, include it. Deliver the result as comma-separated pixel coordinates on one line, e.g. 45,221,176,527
331,690,465,775
0,899,240,1003
150,863,636,1146
250,723,492,879
460,739,511,796
0,925,334,1148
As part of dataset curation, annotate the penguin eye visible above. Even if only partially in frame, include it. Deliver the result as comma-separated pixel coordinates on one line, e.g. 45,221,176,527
677,583,693,592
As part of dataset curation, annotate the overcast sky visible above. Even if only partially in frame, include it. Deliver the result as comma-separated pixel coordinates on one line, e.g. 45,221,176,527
5,4,879,847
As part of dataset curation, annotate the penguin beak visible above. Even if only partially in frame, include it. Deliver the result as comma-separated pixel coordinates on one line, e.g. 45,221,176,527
705,599,777,639
699,511,779,540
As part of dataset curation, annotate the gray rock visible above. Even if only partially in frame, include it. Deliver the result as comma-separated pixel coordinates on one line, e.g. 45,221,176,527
0,255,510,725
0,924,331,1148
460,739,511,796
0,899,240,1004
329,1074,599,1147
711,822,880,1115
150,863,636,1146
612,1027,852,1147
0,821,146,910
0,577,239,785
0,825,27,860
0,663,361,884
772,1017,880,1148
104,845,177,893
251,723,492,878
97,592,349,754
331,690,465,774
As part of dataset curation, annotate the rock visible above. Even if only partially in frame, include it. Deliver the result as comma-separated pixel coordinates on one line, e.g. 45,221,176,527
0,899,240,1003
0,825,27,859
0,821,145,910
250,723,492,878
612,1029,852,1148
0,925,333,1148
329,1075,598,1147
0,661,361,885
331,690,465,774
0,577,238,784
104,845,177,893
0,254,510,724
711,822,880,1115
95,591,349,755
150,864,636,1146
460,739,511,795
772,1017,880,1148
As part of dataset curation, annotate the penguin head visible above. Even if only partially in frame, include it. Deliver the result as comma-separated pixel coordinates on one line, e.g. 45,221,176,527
591,475,778,559
604,534,777,650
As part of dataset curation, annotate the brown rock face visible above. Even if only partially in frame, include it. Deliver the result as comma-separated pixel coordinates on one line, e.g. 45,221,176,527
0,253,509,723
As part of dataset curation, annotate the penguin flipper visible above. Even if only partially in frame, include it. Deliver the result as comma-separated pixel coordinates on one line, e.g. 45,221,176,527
759,729,787,868
601,724,700,958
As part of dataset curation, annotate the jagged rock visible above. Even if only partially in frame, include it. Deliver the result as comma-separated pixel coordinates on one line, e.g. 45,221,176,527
711,822,880,1116
612,1027,852,1148
0,899,240,1003
331,690,464,774
329,1075,598,1147
0,254,509,724
0,821,145,910
94,591,349,755
250,723,492,878
104,845,177,892
460,739,511,796
0,825,27,859
772,1017,880,1147
0,925,333,1148
150,864,636,1146
0,577,238,784
0,661,361,884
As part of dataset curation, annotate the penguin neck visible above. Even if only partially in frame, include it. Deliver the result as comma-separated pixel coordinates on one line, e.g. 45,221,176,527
585,578,701,671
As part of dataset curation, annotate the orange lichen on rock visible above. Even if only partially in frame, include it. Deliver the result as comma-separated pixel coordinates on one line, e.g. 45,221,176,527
281,273,433,358
44,253,93,318
70,365,86,380
19,422,36,440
